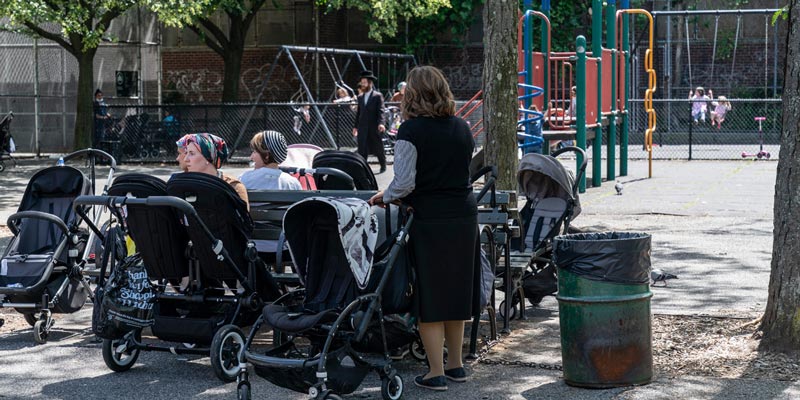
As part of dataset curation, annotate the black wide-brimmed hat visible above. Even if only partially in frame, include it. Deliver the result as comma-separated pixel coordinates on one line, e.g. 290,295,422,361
359,70,378,81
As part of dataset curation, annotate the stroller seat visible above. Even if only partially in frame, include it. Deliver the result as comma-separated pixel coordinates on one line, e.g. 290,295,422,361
524,197,568,250
263,303,339,334
312,150,378,190
108,173,189,280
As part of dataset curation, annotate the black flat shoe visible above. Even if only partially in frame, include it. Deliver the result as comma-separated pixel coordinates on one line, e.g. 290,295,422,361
444,367,468,382
414,375,448,391
378,166,387,174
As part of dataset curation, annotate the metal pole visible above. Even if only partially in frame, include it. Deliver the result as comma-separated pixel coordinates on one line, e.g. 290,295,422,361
688,100,693,161
524,2,533,110
773,0,779,97
651,9,781,16
621,0,630,176
33,38,40,155
576,36,587,193
592,0,603,188
607,0,617,181
541,0,551,109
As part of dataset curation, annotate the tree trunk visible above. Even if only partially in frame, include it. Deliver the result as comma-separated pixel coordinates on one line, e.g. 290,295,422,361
221,23,245,103
76,51,96,150
482,0,518,190
761,0,800,354
221,47,244,103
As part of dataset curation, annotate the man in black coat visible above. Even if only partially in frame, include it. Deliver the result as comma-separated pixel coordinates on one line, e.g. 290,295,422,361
352,70,387,173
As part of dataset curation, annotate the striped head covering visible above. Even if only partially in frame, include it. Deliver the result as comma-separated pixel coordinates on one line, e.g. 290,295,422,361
184,133,229,169
175,134,192,149
251,130,288,164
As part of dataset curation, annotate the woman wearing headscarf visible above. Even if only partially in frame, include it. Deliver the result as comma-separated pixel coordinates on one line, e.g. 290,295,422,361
369,66,479,391
175,134,191,172
183,133,249,208
239,130,301,191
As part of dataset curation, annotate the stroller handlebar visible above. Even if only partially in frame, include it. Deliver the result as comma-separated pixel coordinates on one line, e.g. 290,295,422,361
62,148,117,169
279,166,356,189
7,211,69,237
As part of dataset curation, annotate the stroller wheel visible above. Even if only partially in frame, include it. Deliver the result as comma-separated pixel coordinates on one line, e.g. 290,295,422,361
237,381,252,400
0,163,5,172
410,339,426,361
102,331,141,372
381,374,404,400
33,319,49,344
323,393,343,400
211,324,246,382
498,299,519,321
23,313,38,327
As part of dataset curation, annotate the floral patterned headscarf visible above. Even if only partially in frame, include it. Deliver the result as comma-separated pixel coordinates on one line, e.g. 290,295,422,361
184,133,229,169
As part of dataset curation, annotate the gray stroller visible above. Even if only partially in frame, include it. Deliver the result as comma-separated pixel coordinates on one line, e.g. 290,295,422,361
500,146,586,319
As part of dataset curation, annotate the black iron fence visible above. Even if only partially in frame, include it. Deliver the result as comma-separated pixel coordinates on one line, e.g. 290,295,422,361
626,98,781,160
99,101,484,163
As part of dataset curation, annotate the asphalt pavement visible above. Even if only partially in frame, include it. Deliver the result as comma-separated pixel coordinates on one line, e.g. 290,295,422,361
0,155,794,399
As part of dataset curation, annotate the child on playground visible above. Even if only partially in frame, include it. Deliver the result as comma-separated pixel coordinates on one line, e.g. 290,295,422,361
709,90,732,129
689,86,711,124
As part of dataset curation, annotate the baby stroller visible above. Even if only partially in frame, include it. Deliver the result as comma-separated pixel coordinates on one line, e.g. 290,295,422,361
381,106,402,156
75,172,281,381
0,111,17,172
281,143,324,189
0,149,117,343
500,146,586,318
236,198,415,400
312,150,378,190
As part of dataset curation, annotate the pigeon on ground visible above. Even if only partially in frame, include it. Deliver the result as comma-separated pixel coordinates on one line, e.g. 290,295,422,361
651,269,678,286
614,181,624,195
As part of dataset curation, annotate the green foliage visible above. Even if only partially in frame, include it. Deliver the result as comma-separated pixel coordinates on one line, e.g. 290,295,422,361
318,0,451,42
0,0,137,53
772,6,789,25
399,0,483,52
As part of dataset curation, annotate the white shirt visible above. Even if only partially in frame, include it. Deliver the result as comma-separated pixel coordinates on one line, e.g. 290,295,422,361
238,167,301,191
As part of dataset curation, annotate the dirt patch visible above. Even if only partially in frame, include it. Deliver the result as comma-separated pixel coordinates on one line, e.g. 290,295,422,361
479,312,800,382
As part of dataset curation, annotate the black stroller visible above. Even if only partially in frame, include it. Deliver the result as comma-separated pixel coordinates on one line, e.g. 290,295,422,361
312,150,378,190
236,197,415,400
0,149,117,343
0,111,17,172
501,146,586,318
75,172,281,381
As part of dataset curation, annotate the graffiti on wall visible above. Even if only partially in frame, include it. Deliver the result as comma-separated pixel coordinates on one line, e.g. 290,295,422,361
163,69,222,102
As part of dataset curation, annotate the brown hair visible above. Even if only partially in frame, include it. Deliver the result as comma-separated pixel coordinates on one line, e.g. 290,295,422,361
401,66,456,120
249,131,275,164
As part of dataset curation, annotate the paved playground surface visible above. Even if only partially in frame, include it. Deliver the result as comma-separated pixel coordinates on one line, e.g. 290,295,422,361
1,157,796,399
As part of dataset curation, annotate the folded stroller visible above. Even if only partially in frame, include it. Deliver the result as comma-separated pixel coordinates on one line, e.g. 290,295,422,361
0,111,16,172
312,150,378,190
75,172,280,381
500,146,586,318
0,149,116,343
236,197,415,400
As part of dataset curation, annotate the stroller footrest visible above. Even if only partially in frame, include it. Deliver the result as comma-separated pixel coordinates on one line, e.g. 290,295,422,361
245,350,319,369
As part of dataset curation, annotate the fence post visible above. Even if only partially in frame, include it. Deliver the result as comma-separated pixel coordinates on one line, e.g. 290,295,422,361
576,36,587,193
688,101,693,161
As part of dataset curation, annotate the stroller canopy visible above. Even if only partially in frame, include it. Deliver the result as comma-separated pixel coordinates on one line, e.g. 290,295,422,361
281,143,323,169
518,153,581,218
284,197,378,290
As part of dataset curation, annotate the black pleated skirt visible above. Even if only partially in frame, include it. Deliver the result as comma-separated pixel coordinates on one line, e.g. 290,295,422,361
410,214,479,323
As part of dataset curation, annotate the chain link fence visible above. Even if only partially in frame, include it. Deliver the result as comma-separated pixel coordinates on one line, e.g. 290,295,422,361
626,98,781,160
99,100,484,163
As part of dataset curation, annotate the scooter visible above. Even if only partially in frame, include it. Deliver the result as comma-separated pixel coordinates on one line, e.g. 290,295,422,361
741,116,771,159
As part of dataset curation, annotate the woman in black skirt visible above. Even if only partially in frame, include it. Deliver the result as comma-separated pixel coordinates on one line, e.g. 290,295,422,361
370,65,478,392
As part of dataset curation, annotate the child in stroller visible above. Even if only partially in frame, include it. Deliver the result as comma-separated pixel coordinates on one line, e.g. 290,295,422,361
501,146,586,318
236,197,415,400
0,149,116,343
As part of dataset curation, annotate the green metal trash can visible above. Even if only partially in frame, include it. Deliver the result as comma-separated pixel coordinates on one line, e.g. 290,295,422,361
553,232,653,388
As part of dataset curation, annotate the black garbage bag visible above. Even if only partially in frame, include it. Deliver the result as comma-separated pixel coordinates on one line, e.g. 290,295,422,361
553,232,651,284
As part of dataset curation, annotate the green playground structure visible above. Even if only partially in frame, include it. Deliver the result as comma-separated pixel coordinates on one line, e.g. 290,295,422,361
458,1,657,193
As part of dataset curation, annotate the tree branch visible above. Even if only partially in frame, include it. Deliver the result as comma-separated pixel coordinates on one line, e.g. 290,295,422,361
243,0,268,30
187,23,225,56
196,17,229,53
97,8,122,32
22,22,75,55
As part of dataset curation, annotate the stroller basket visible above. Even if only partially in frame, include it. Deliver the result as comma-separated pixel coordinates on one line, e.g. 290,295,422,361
248,343,370,395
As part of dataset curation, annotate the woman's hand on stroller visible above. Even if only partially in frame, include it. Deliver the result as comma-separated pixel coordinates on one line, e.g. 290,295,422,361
369,190,386,207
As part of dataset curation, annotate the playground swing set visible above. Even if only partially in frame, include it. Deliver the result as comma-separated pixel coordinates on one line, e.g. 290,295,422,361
233,45,415,152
